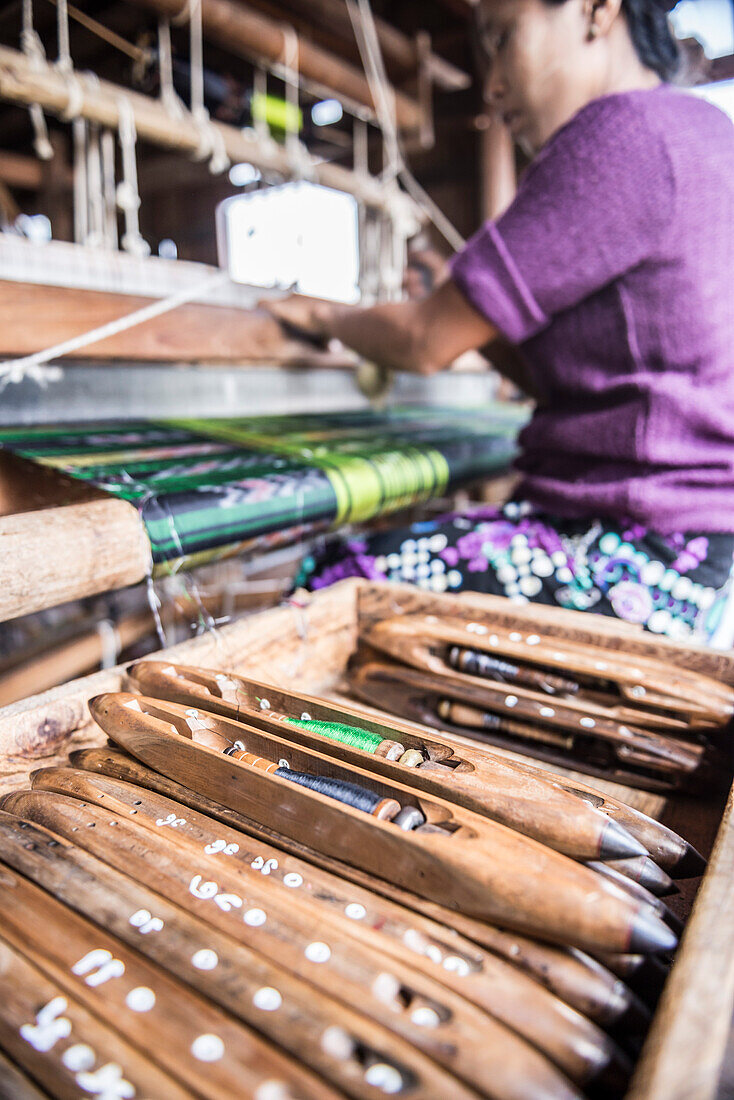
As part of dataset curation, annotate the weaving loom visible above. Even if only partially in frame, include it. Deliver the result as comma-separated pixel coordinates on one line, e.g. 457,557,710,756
0,406,524,574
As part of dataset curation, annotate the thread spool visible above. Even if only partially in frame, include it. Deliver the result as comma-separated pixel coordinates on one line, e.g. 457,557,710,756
285,716,381,751
393,806,426,831
374,739,406,760
437,700,575,750
448,645,580,696
194,726,404,821
373,798,403,821
398,749,425,768
224,746,280,773
275,767,402,820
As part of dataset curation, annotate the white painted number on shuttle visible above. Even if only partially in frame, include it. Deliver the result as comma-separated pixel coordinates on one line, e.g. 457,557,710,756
71,949,125,988
76,1062,135,1099
204,838,240,856
155,812,186,828
20,997,72,1052
129,909,164,934
251,856,278,875
188,874,242,912
21,1004,136,1098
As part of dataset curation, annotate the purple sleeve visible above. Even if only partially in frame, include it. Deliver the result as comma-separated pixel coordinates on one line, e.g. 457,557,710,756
449,96,675,343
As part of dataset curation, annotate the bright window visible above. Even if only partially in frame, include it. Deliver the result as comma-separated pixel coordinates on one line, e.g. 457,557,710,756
221,181,360,303
671,0,734,59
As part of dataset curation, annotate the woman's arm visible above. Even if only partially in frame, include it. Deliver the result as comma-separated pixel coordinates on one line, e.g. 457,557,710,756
262,279,499,375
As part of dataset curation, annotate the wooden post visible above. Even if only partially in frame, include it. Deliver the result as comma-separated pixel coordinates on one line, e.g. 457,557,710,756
479,111,516,223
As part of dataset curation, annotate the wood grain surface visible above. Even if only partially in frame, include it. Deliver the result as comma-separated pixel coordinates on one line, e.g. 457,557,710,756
0,452,150,622
0,578,731,1099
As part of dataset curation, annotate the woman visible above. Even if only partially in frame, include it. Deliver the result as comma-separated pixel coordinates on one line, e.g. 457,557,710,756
265,0,734,643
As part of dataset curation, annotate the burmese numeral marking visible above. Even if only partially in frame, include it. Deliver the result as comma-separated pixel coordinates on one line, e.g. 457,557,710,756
189,874,242,912
129,909,164,934
213,892,243,913
188,875,219,900
251,856,278,875
20,997,72,1052
204,838,240,856
155,812,186,828
71,949,125,988
76,1062,135,1099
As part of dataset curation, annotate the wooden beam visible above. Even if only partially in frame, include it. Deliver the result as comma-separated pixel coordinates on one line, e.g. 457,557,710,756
122,0,424,131
0,45,417,218
0,279,357,365
0,610,157,708
259,0,470,89
0,451,151,623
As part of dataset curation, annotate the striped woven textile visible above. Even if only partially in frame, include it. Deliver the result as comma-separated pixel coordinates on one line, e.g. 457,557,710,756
0,407,525,573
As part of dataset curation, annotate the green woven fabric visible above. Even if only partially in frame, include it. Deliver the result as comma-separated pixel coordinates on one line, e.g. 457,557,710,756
0,408,525,570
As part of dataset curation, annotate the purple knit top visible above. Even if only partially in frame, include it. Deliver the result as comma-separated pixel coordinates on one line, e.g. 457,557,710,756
450,86,734,533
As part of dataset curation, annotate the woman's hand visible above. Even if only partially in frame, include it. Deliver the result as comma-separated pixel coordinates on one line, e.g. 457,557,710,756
258,293,334,341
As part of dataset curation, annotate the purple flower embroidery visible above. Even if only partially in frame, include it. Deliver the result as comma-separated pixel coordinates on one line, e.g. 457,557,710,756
671,537,708,574
608,580,653,624
456,531,488,560
440,547,460,567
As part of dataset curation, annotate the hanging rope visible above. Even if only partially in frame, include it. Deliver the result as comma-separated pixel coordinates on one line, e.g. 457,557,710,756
171,0,229,175
21,0,53,160
116,96,150,257
72,116,88,244
157,19,186,119
345,0,464,253
55,0,72,72
86,124,105,248
101,129,118,250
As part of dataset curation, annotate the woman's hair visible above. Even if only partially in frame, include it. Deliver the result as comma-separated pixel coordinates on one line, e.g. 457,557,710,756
546,0,680,80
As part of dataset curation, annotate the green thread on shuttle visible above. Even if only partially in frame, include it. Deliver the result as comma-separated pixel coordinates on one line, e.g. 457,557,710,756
285,716,382,753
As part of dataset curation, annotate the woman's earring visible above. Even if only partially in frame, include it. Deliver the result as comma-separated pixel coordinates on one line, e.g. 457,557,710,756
588,24,599,39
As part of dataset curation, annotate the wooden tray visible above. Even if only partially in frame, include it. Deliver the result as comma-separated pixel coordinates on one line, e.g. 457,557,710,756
1,578,732,1100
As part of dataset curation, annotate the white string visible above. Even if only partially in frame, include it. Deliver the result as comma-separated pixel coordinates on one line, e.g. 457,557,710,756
59,70,85,121
21,0,53,159
253,67,270,144
279,24,300,161
72,116,88,244
96,619,120,670
157,19,186,119
346,0,464,253
86,124,105,247
0,269,231,389
116,96,150,257
188,0,205,122
171,0,229,174
56,0,72,72
101,128,118,249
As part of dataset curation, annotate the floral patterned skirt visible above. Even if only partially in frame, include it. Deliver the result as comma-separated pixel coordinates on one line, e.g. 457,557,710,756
301,502,734,644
